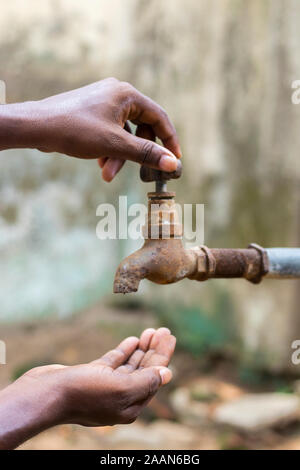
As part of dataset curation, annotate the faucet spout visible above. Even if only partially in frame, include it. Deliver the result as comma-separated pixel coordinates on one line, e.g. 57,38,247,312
113,238,197,294
113,243,152,294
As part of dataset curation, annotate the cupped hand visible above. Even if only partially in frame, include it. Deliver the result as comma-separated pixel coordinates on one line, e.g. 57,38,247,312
22,327,176,427
34,78,181,181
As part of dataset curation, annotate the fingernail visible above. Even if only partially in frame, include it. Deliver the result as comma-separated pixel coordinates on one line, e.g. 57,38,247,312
159,155,178,172
159,367,172,385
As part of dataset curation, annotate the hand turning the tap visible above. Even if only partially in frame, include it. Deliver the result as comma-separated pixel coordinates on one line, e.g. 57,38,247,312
0,78,182,181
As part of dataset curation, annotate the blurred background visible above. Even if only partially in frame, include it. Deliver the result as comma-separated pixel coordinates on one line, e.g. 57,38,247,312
0,0,300,449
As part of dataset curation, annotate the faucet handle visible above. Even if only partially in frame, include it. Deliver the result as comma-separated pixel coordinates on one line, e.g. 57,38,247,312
140,160,182,182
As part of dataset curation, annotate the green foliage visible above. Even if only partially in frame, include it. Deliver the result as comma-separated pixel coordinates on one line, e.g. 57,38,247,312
238,364,294,391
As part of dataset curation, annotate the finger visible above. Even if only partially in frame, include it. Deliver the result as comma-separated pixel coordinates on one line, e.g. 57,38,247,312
91,336,139,369
155,366,173,385
126,366,173,405
102,158,125,182
123,367,172,421
126,367,161,404
123,366,172,422
139,328,156,352
135,123,156,142
114,128,178,172
122,366,172,421
98,157,108,169
139,327,171,365
131,93,182,158
97,120,131,176
140,334,176,369
149,327,171,349
116,328,156,373
116,349,145,373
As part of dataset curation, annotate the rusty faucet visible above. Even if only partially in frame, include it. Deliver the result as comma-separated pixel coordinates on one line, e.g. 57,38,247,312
113,163,300,294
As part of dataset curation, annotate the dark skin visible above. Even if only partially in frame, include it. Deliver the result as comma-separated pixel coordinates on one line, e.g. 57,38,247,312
0,77,181,181
0,327,176,449
0,78,180,448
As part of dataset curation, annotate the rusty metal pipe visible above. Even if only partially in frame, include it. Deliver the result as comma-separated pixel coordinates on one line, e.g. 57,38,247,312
187,244,268,284
113,191,300,293
113,244,300,293
210,249,259,278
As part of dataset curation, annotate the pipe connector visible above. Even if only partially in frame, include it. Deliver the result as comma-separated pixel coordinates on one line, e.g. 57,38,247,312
189,244,269,284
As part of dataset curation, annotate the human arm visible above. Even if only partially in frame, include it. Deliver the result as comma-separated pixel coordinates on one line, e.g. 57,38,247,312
0,327,176,449
0,78,181,181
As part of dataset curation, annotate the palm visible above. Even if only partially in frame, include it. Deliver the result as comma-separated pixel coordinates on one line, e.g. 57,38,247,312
91,327,176,380
69,327,176,426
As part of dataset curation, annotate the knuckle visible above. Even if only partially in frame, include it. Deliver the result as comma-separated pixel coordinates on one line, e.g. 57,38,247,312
105,77,119,83
148,372,160,396
23,366,40,377
140,140,155,165
23,364,53,377
119,81,134,96
156,106,176,133
159,106,168,119
102,349,123,365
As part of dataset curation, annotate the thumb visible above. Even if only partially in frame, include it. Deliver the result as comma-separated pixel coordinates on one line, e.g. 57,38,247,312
153,366,173,385
128,366,173,404
115,128,178,172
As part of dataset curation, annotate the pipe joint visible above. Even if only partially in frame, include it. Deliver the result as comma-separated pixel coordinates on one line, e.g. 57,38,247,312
189,244,269,284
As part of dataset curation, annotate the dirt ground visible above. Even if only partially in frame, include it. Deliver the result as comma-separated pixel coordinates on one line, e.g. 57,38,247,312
1,301,300,450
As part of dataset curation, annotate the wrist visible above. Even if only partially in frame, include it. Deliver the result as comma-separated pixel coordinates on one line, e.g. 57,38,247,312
0,101,44,151
0,371,67,449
